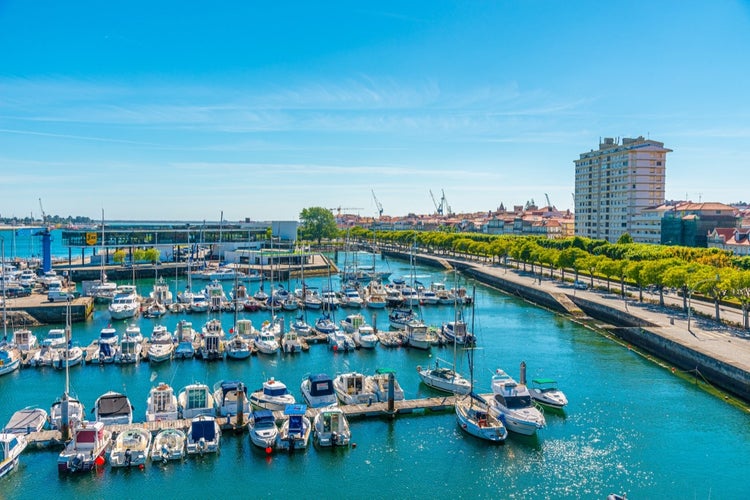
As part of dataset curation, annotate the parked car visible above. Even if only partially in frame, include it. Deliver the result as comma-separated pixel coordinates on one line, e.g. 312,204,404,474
573,280,588,290
48,290,78,302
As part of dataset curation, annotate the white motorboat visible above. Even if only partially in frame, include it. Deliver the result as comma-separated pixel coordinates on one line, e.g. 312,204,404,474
276,404,311,451
404,320,437,350
0,432,27,478
328,329,356,352
364,280,387,309
98,325,119,346
109,427,152,468
0,345,21,377
250,378,296,411
199,318,225,361
174,320,197,360
224,333,252,359
254,330,279,355
340,313,365,334
150,277,173,305
203,280,227,312
489,369,546,436
417,360,472,395
115,333,142,364
333,372,376,405
248,409,278,449
340,287,364,308
234,319,256,340
151,428,186,462
366,368,405,402
96,341,116,364
57,420,111,472
528,378,568,410
281,330,303,354
441,312,475,346
147,325,174,363
178,383,215,419
300,373,337,408
108,285,140,320
52,345,84,370
42,328,67,348
388,308,415,330
3,407,48,435
186,416,221,455
188,292,210,313
123,323,143,343
94,391,133,425
213,380,250,417
50,397,85,432
145,383,179,422
313,406,351,447
353,324,379,349
11,328,37,353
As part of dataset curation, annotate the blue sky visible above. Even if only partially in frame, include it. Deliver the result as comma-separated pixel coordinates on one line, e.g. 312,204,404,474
1,1,749,222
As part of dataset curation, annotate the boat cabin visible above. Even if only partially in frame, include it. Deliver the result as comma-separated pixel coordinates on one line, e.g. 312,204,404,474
308,374,334,398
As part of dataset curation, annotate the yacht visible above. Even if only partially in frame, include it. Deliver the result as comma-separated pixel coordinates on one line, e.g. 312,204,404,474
108,285,140,320
249,378,296,411
57,420,111,473
276,404,311,451
147,325,174,363
313,406,351,447
489,369,546,436
300,373,337,408
94,391,133,425
178,383,215,419
248,410,278,450
529,378,568,410
145,383,179,422
109,428,152,468
186,415,221,455
199,318,225,361
333,372,376,405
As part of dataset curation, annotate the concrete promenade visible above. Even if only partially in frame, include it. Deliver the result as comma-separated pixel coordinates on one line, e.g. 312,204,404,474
385,248,750,405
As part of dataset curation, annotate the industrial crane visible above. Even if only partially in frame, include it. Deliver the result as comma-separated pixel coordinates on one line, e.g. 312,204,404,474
38,198,47,227
544,193,552,209
429,190,443,215
371,190,384,218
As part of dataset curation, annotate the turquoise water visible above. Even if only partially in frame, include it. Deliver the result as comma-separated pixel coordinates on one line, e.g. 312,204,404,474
2,252,749,499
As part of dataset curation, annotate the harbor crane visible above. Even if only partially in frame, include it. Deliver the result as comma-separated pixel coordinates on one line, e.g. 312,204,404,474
430,189,452,216
544,193,552,209
371,190,384,218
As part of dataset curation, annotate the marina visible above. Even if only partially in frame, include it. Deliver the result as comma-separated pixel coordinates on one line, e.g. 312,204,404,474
1,242,750,498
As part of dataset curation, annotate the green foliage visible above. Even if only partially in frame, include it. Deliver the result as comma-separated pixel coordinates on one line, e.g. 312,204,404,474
299,207,338,244
617,233,634,244
113,249,126,264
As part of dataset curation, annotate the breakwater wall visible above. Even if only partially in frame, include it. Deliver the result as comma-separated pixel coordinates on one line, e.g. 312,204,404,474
383,249,750,403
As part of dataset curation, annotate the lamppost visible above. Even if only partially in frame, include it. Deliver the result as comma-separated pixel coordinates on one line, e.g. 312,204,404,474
687,274,720,333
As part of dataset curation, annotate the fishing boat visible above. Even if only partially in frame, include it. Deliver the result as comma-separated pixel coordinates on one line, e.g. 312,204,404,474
147,325,175,363
11,328,37,353
488,369,546,436
57,420,111,473
300,373,337,408
145,383,179,421
366,368,405,402
313,406,351,447
248,409,278,449
186,415,221,455
528,378,568,410
3,407,48,435
404,320,437,350
249,378,296,411
109,427,152,467
177,383,215,419
0,432,27,478
333,372,376,405
213,380,250,417
151,428,186,462
94,391,133,425
276,404,311,451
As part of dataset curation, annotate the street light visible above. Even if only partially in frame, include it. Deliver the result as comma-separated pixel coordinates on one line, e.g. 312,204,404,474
687,274,720,333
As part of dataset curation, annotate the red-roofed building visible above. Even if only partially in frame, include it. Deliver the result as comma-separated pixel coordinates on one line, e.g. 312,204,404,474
707,228,750,256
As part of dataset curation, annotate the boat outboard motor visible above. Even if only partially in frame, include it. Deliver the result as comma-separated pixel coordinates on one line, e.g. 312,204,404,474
124,448,132,467
331,432,338,446
198,437,206,455
71,453,84,472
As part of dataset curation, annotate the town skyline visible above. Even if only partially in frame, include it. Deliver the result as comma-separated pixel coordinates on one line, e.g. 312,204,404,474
2,2,749,221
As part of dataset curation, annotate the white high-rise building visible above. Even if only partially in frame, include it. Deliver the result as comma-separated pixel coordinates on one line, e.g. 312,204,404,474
574,136,672,242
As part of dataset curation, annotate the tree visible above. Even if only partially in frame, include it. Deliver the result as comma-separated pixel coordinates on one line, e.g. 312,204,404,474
298,207,338,245
616,233,634,244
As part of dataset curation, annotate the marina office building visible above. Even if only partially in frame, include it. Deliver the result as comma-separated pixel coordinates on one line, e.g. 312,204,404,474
574,136,672,243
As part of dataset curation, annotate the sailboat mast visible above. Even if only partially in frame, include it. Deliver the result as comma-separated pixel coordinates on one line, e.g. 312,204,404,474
1,239,6,342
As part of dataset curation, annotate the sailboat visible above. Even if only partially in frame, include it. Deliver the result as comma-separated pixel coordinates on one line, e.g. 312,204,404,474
454,287,508,443
49,299,85,439
0,240,21,378
90,209,117,302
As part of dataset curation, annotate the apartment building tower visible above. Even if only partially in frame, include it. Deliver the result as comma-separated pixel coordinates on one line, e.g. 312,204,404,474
574,136,672,242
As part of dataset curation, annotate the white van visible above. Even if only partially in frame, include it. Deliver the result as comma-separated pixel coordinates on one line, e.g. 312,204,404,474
48,290,76,302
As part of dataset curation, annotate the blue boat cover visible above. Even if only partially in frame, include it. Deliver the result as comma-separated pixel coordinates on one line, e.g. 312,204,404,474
191,418,216,441
308,374,334,397
252,410,275,424
284,404,307,416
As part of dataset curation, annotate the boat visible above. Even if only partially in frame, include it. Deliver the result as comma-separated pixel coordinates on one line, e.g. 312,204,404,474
3,407,48,435
57,420,111,472
353,323,379,349
528,378,568,410
417,359,471,395
300,373,337,408
199,318,225,361
249,378,296,411
328,328,356,352
340,313,365,334
177,383,215,419
290,314,313,336
145,301,167,318
11,328,37,353
0,345,21,377
488,368,546,436
254,330,280,355
50,396,85,432
145,383,179,422
224,333,252,359
147,325,174,363
52,344,84,370
42,328,67,348
204,280,227,312
276,404,311,451
441,310,475,346
108,285,140,320
109,427,152,467
340,287,364,308
281,329,303,354
96,341,116,364
115,331,143,364
366,368,405,402
314,313,338,335
188,291,209,313
150,277,173,306
313,406,351,447
247,410,278,449
186,415,221,455
404,320,437,350
0,432,27,478
94,391,133,425
150,428,186,462
388,308,416,330
333,372,376,405
174,320,197,359
213,380,250,417
364,279,387,309
98,324,119,346
320,290,340,310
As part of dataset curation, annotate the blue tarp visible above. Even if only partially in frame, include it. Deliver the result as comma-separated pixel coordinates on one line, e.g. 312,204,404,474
191,418,216,441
